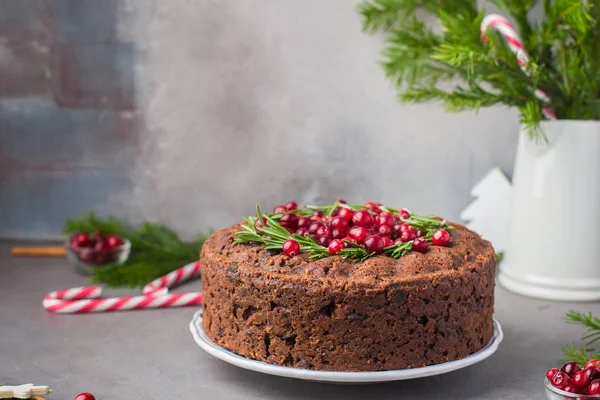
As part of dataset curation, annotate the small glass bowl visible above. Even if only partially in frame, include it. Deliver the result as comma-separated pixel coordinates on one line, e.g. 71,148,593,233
545,378,600,399
65,237,131,275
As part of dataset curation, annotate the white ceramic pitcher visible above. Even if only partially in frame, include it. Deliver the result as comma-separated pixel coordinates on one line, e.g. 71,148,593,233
499,121,600,301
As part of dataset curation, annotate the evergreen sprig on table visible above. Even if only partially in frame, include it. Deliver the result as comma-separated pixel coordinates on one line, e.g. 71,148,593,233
358,0,600,139
234,203,451,262
561,311,600,364
64,213,206,288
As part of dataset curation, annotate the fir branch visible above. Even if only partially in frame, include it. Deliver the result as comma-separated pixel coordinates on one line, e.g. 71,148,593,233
359,0,600,133
560,310,600,364
64,213,206,288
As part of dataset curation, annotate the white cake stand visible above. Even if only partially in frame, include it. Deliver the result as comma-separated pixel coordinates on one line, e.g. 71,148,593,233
189,311,503,383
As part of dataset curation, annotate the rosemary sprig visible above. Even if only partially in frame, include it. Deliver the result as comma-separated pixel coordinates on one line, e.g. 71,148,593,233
235,202,452,262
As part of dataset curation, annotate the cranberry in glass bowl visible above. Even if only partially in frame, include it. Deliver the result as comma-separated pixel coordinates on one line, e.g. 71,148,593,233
66,232,131,275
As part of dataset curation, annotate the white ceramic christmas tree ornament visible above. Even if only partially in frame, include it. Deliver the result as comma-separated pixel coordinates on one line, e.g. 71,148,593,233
460,168,511,253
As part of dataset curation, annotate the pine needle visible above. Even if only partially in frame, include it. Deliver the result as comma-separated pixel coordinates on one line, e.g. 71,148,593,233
560,310,600,364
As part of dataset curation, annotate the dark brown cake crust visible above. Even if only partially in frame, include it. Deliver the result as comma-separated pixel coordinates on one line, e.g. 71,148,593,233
200,222,496,372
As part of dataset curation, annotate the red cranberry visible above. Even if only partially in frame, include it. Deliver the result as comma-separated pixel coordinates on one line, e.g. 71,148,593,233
328,239,344,255
273,205,287,214
399,208,411,219
254,218,268,231
572,370,590,388
74,393,96,400
352,210,374,228
394,238,404,245
77,247,96,264
399,223,414,233
71,232,90,248
562,385,576,393
546,368,560,381
382,237,394,247
338,208,354,222
295,228,308,237
332,228,346,240
432,229,450,246
94,238,110,252
282,239,300,257
400,230,417,243
561,361,582,377
285,201,298,211
379,211,392,217
106,235,123,248
316,225,331,238
412,238,429,253
551,371,571,389
377,214,394,227
341,237,357,247
318,235,332,247
585,366,600,380
349,226,369,244
312,210,324,218
378,224,392,237
415,230,423,238
308,221,324,234
297,216,312,229
363,235,385,254
586,360,600,370
364,201,381,213
280,213,298,230
331,217,350,231
589,380,600,394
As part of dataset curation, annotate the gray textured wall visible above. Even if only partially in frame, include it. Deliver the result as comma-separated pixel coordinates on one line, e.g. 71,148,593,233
0,0,519,239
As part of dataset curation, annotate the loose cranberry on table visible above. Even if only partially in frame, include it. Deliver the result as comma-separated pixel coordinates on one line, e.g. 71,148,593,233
74,393,96,400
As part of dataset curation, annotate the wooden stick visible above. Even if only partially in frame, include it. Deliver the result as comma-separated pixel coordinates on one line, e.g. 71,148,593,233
11,247,66,257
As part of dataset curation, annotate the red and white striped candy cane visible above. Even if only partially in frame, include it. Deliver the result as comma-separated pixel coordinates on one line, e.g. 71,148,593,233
481,14,557,120
43,261,202,314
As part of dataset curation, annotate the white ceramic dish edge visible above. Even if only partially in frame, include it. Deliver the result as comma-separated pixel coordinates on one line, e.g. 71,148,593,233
189,311,503,383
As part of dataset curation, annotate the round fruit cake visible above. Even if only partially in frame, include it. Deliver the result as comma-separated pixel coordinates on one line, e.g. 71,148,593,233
200,202,496,372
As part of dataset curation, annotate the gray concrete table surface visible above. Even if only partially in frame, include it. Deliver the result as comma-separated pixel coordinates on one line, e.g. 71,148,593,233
1,241,599,400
